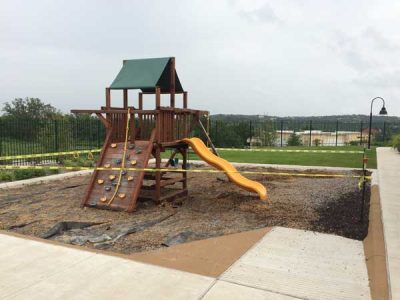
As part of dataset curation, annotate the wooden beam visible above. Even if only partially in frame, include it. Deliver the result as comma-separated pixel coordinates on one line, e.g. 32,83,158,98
95,113,111,129
141,91,184,95
71,109,158,114
73,106,207,116
100,106,125,110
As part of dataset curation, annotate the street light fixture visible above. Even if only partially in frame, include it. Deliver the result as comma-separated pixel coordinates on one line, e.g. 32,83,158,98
368,97,387,149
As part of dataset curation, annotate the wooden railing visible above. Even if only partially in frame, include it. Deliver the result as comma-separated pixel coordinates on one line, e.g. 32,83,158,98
71,107,206,144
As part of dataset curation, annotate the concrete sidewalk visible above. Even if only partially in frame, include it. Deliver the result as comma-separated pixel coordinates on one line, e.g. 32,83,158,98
0,227,370,299
377,147,400,299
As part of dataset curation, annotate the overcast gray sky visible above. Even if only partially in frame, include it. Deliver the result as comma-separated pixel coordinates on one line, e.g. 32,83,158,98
1,0,399,116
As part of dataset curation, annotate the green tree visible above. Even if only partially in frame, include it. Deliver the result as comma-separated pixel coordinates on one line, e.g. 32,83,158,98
287,132,302,146
2,97,61,119
260,121,277,146
392,133,400,152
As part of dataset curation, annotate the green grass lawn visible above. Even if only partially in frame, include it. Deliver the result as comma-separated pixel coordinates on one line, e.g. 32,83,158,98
178,146,377,169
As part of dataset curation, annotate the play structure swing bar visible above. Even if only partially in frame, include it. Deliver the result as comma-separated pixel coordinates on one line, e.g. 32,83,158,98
198,118,219,157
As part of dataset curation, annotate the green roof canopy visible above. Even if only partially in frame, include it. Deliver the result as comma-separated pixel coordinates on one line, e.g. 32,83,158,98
110,57,183,92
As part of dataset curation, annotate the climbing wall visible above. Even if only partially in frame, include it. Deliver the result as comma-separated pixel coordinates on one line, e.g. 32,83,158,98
83,137,155,212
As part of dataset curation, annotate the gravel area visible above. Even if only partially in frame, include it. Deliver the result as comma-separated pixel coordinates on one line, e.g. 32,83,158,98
0,166,370,255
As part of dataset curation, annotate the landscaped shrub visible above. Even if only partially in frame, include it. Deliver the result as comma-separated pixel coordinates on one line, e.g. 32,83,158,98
0,172,13,181
391,133,400,152
61,157,95,168
48,169,60,175
14,169,46,180
349,140,360,146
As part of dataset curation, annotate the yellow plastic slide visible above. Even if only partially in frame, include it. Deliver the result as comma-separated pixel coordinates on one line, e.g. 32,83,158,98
182,137,268,201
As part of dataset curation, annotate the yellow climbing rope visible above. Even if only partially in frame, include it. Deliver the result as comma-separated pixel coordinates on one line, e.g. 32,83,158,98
107,108,131,206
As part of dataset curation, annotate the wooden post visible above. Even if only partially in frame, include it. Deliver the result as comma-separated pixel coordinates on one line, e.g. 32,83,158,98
139,92,143,109
105,88,111,133
155,145,161,203
155,86,161,108
105,88,111,108
123,89,128,108
170,58,176,108
182,147,187,190
155,87,161,142
130,111,135,143
183,91,188,108
138,92,143,139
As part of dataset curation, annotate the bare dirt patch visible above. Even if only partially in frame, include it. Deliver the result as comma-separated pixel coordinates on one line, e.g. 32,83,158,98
0,166,370,255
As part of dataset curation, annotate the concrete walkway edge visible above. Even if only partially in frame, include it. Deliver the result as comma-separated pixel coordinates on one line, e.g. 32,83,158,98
377,147,400,299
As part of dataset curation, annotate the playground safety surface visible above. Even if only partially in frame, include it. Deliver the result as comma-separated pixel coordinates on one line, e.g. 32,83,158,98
0,165,370,255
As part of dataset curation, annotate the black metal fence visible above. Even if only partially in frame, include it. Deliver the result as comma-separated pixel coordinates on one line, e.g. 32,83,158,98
208,119,400,148
0,117,399,158
0,117,105,157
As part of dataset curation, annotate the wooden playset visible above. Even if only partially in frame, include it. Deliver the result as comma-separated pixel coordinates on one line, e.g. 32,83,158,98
72,57,267,213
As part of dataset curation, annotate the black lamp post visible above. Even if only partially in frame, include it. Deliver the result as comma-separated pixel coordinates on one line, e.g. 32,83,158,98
368,97,387,149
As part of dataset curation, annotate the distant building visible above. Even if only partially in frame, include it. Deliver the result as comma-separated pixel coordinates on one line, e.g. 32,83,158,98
247,128,381,147
274,130,362,146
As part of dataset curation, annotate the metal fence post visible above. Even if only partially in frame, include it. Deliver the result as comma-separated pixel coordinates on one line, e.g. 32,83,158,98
249,120,252,147
335,120,338,146
54,119,59,152
360,121,363,146
215,121,218,146
383,121,386,143
280,120,283,147
309,120,312,146
97,120,101,148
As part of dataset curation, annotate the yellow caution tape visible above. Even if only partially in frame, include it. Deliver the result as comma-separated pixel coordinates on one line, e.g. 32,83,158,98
0,149,101,161
0,165,371,179
358,175,370,190
0,147,365,161
215,148,365,154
